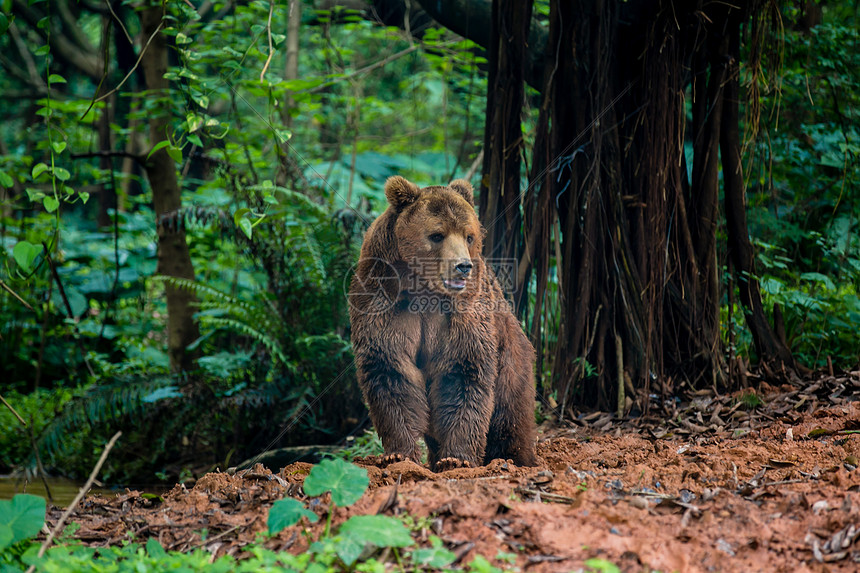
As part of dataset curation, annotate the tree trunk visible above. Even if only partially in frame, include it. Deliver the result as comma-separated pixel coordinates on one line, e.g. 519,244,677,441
721,6,796,372
479,0,532,304
410,0,798,409
139,4,200,372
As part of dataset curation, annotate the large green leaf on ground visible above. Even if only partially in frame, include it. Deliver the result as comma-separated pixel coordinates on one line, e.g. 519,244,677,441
267,497,318,534
0,494,46,551
302,458,368,507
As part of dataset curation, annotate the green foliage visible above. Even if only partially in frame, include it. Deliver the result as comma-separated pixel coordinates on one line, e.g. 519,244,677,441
334,429,385,460
412,536,457,568
268,498,318,534
265,458,421,569
338,514,413,548
0,389,77,474
0,494,45,553
737,6,860,369
301,457,369,508
739,390,763,410
0,0,489,483
584,558,622,573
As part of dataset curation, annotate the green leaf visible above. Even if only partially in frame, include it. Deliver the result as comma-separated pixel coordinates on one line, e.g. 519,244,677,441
78,191,90,204
31,162,48,179
0,524,13,552
47,73,66,84
302,458,368,507
267,498,318,534
800,272,836,291
142,386,183,403
187,133,203,147
233,207,250,226
51,140,66,154
54,167,70,181
332,534,364,566
186,113,204,133
34,45,49,56
12,241,41,273
338,515,413,548
147,140,171,160
584,558,622,573
146,537,166,558
167,146,183,163
412,536,456,567
0,169,13,188
0,13,9,36
192,94,210,109
238,217,252,239
0,494,46,551
43,195,59,213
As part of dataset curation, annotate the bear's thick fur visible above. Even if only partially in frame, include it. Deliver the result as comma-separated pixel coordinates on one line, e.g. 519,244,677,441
349,176,538,471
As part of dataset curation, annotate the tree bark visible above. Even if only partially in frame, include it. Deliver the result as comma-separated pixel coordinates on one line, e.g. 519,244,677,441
721,7,795,372
478,0,532,290
139,3,200,372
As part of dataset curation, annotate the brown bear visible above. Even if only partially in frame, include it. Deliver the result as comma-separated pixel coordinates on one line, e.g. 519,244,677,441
348,175,538,471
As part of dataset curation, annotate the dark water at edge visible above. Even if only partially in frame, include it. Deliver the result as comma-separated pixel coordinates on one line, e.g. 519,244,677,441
1,476,164,507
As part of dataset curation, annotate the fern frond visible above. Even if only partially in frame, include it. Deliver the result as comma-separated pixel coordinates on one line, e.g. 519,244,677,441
246,184,329,219
162,276,280,318
37,375,179,462
202,316,288,365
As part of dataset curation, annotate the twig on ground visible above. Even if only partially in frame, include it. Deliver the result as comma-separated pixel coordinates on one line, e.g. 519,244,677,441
190,525,241,550
514,487,577,504
28,431,122,571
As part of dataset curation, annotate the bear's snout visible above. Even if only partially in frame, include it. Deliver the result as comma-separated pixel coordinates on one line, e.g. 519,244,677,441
443,258,472,291
455,260,473,276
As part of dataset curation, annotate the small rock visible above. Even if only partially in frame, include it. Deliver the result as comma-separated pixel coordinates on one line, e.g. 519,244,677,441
628,496,650,510
812,500,830,515
716,538,735,556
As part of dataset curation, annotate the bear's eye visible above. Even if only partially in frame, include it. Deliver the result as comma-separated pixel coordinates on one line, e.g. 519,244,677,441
467,235,475,245
429,233,445,243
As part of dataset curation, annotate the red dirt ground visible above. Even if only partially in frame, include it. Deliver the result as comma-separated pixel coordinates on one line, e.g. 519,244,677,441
50,371,860,572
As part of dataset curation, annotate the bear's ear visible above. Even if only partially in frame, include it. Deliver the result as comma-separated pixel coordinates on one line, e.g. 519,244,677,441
385,176,421,209
448,179,474,206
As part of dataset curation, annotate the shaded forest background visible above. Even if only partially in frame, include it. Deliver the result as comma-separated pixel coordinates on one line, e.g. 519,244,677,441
0,0,857,484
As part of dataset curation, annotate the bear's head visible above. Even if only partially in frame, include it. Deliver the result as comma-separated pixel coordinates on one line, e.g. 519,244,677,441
384,176,482,297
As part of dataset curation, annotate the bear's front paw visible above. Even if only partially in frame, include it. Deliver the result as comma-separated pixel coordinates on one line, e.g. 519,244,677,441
380,453,409,467
434,457,472,472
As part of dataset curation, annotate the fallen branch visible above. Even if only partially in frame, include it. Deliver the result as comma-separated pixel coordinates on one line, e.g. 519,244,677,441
28,431,122,571
514,487,578,504
189,524,241,550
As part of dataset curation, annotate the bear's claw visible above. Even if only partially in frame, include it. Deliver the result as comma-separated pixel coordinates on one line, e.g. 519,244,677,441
380,453,407,467
434,457,471,472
